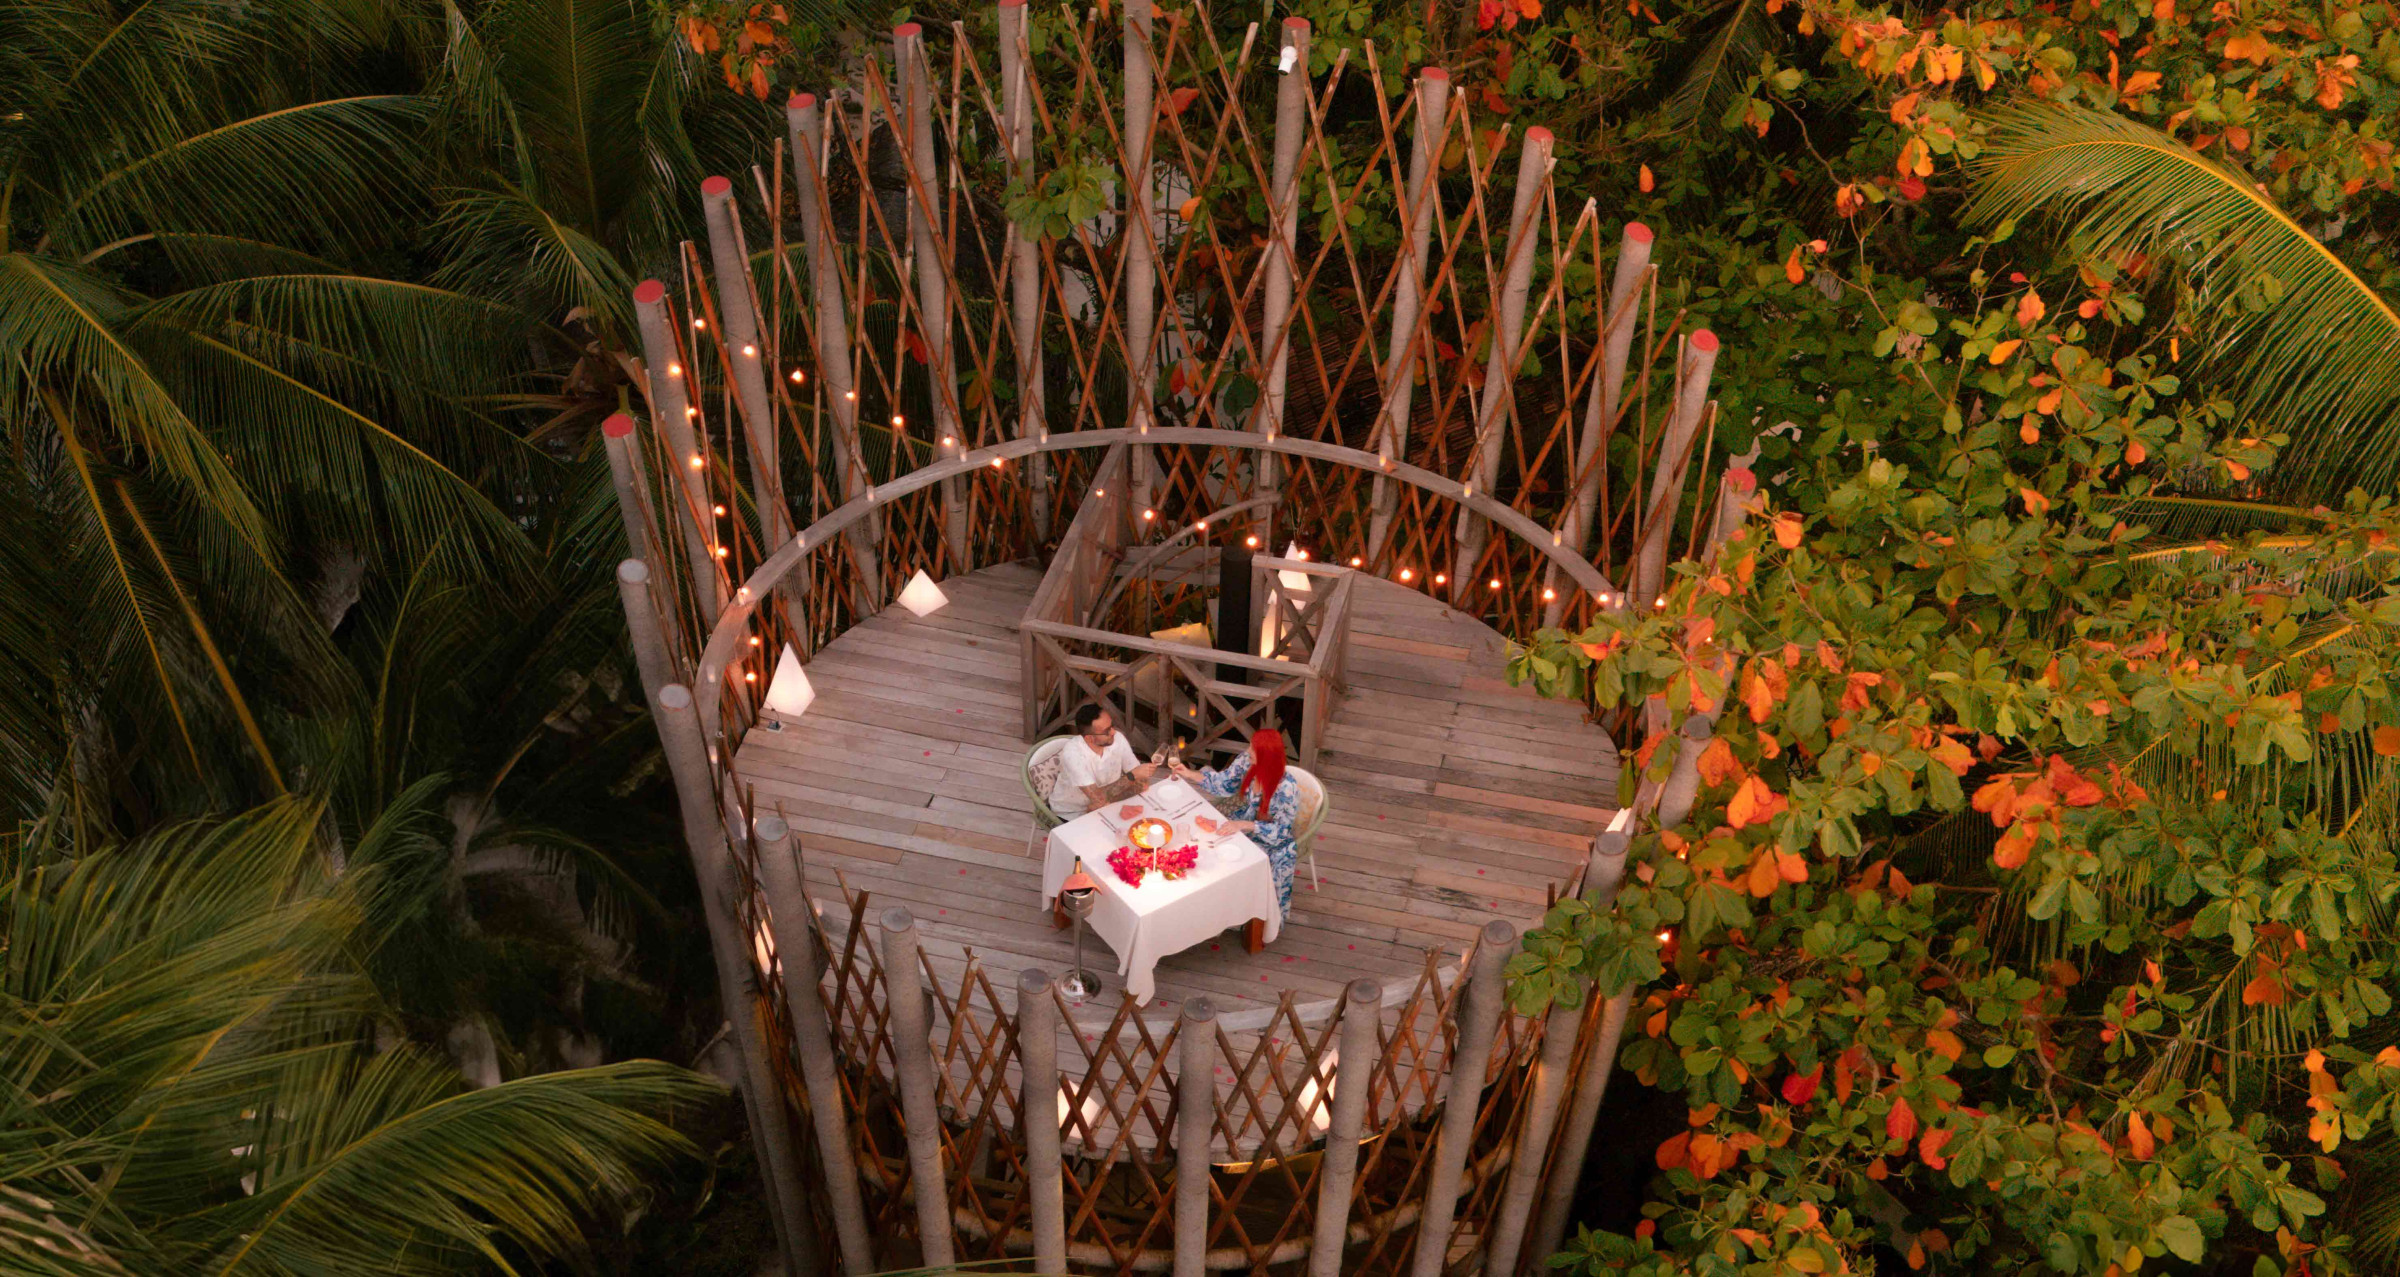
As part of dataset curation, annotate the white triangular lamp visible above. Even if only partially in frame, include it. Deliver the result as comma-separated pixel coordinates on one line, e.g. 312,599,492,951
762,643,815,726
897,569,950,617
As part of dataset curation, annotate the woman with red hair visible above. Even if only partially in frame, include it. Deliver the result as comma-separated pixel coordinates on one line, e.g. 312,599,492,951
1169,729,1305,918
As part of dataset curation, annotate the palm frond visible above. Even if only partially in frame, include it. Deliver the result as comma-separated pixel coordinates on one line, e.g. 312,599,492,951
1660,0,1776,132
1967,102,2400,495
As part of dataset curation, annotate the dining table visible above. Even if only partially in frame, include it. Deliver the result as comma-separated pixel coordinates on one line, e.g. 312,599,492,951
1039,776,1281,1004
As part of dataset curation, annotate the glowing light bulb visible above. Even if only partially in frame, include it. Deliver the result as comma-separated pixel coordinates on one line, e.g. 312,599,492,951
693,318,706,330
1399,568,1414,581
1350,557,1364,567
893,415,905,426
668,363,682,377
791,369,805,382
1141,509,1156,521
1245,535,1259,548
991,457,1003,467
1195,520,1208,531
742,344,756,356
1433,573,1447,585
749,635,762,646
714,545,729,557
941,436,955,447
845,391,856,400
1488,579,1501,590
689,454,705,468
745,670,757,682
1094,488,1106,497
1542,587,1556,601
713,504,727,516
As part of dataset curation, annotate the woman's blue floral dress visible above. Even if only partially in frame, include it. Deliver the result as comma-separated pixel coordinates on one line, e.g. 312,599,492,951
1193,752,1303,917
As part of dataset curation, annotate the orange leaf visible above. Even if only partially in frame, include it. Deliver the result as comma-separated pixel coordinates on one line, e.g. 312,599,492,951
2373,725,2400,756
1887,1095,1919,1144
1989,338,2022,365
2126,1112,2156,1159
2241,970,2287,1006
2223,30,2278,63
1726,776,1788,829
2375,1045,2400,1068
1773,511,1803,548
2015,290,2046,327
1698,737,1744,786
1784,245,1806,286
2021,487,2051,516
1747,849,1782,897
1888,91,1920,124
1178,195,1204,221
2121,70,2162,96
1777,849,1810,884
2125,439,2147,465
1638,164,1655,193
1168,86,1202,114
1781,1063,1823,1106
1917,1126,1952,1170
1925,1029,1963,1062
1655,1130,1690,1169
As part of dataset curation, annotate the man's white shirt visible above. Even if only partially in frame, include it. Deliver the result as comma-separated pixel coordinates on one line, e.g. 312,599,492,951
1051,732,1142,816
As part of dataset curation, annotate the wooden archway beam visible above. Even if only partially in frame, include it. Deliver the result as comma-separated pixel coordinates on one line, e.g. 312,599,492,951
694,427,1626,730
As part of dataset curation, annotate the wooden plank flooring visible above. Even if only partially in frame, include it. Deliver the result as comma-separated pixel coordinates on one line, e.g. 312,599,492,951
736,560,1620,1034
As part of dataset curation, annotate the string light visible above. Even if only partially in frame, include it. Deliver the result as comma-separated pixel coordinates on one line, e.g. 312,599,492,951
790,369,805,382
1433,573,1447,586
845,391,856,400
745,670,757,682
1094,487,1106,497
1141,509,1156,521
742,344,756,356
893,415,905,426
689,454,705,468
1292,548,1310,560
1350,557,1364,567
714,545,729,557
749,635,762,646
991,456,1004,468
1655,597,1667,609
1488,579,1501,591
1244,535,1259,548
1399,568,1414,582
668,363,682,377
941,436,955,447
713,504,727,516
1195,520,1208,531
1542,587,1556,601
692,318,706,330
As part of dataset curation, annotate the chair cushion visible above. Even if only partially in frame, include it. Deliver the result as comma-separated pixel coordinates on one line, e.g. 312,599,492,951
1293,770,1324,831
1028,739,1066,804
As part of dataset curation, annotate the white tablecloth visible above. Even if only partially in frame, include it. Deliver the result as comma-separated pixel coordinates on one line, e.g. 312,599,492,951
1040,777,1282,1003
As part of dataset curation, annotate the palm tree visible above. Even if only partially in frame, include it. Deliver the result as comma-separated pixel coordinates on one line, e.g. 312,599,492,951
0,796,721,1274
1968,101,2400,496
1966,98,2400,1264
428,0,777,439
0,0,546,824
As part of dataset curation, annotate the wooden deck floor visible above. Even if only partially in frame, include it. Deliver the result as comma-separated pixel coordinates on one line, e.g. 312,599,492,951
735,561,1620,1029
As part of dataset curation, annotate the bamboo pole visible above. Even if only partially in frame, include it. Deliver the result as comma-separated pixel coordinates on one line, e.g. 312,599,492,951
653,685,821,1276
1544,223,1653,627
1482,991,1585,1277
1124,0,1157,514
1409,918,1514,1277
1450,127,1554,603
752,814,876,1274
600,413,655,558
1629,330,1719,608
1307,978,1381,1277
1174,997,1217,1277
614,560,679,705
894,23,969,569
786,92,883,607
998,0,1051,541
1255,16,1311,533
634,281,727,626
1530,989,1632,1263
1017,968,1068,1274
879,906,957,1267
701,175,793,553
1366,68,1451,565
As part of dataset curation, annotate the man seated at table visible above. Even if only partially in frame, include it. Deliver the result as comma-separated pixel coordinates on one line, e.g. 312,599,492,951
1051,704,1160,818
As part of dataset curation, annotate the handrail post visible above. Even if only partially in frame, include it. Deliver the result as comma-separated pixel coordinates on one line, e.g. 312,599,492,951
1173,997,1217,1277
1409,919,1515,1277
1308,979,1381,1277
879,907,957,1267
754,815,876,1273
1018,969,1069,1273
